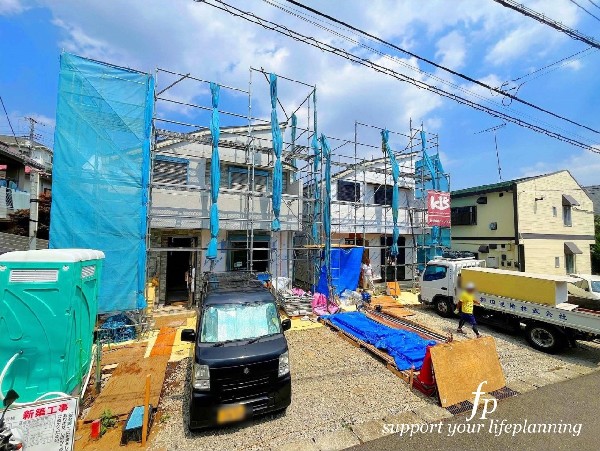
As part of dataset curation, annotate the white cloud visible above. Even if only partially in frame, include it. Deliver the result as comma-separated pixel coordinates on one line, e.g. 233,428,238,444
0,0,25,15
520,149,600,186
435,31,466,70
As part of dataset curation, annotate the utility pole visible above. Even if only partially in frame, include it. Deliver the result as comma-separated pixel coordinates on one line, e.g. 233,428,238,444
25,116,41,250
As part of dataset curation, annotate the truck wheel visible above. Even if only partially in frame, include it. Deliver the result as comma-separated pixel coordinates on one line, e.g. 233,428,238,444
524,323,564,353
434,297,454,318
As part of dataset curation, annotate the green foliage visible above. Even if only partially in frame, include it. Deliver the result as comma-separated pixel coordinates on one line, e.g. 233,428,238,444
99,409,117,436
6,192,51,239
592,215,600,275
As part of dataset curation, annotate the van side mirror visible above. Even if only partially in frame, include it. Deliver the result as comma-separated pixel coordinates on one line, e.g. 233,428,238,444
181,329,196,343
281,319,291,331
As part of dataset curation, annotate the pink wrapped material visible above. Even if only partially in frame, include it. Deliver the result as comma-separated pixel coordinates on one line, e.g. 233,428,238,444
312,292,339,316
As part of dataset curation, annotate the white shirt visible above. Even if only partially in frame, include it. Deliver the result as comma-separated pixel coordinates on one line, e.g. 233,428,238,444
362,263,373,277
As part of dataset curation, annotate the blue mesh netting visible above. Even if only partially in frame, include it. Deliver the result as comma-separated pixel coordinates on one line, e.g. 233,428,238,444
270,73,283,232
415,131,450,269
49,53,154,313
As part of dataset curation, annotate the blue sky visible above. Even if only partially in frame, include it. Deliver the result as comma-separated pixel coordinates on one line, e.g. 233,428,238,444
1,0,599,189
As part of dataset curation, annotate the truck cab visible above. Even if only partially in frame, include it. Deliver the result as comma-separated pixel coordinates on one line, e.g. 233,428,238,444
180,273,292,430
419,257,486,317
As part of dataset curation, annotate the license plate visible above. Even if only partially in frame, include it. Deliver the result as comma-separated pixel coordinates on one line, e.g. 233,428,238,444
217,404,246,424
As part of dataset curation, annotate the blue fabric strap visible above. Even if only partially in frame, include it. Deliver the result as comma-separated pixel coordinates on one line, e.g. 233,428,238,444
207,82,220,260
382,129,400,256
269,74,283,231
322,134,331,280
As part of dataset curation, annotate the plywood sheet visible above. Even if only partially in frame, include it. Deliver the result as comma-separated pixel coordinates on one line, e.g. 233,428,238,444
86,355,169,419
430,336,505,407
462,268,569,306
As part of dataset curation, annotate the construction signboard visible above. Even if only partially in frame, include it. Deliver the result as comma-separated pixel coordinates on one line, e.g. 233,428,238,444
3,396,78,451
427,190,451,227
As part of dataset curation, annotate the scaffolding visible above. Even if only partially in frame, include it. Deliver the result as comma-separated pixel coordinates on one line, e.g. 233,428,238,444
146,65,450,307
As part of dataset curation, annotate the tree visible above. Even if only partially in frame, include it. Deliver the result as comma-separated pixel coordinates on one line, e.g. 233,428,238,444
6,192,51,240
592,215,600,275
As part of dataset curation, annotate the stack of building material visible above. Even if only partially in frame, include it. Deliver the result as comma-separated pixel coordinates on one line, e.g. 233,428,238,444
461,267,576,306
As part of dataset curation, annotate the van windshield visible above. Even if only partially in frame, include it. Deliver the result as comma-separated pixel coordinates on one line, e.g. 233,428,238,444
200,301,281,343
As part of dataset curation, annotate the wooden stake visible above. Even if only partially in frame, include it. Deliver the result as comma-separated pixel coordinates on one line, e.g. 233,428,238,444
141,374,151,447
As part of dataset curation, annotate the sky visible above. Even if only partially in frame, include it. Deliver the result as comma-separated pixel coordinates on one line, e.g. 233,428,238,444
1,0,599,189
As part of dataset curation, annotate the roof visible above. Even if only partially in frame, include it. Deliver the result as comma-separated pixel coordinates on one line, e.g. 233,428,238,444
451,171,567,198
0,135,51,152
0,249,105,263
583,185,600,215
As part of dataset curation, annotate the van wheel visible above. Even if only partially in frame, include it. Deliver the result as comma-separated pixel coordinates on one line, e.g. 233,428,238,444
524,323,564,353
434,297,454,318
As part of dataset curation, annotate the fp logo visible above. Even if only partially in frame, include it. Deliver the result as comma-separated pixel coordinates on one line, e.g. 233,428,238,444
466,381,497,421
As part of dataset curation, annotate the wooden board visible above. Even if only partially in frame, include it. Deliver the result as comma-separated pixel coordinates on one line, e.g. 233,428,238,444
86,355,169,419
429,336,505,407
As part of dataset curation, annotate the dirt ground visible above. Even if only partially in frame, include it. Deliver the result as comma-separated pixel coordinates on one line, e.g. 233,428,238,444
148,307,600,451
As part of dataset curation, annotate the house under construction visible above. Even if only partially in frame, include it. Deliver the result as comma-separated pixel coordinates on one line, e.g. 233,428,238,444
147,67,450,305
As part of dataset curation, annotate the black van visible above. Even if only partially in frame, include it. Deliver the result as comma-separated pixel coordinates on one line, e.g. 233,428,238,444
180,273,292,430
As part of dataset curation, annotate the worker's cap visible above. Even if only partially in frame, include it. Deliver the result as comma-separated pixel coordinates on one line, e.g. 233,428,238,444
465,282,476,290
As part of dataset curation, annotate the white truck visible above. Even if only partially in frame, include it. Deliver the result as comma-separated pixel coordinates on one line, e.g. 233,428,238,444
419,257,600,353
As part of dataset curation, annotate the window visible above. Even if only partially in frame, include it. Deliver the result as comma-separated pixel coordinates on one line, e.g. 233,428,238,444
199,301,281,343
208,164,287,193
153,155,188,185
563,205,572,226
337,180,360,202
422,264,447,281
565,253,575,274
228,166,270,193
373,184,393,206
552,207,557,217
451,206,477,225
555,257,560,268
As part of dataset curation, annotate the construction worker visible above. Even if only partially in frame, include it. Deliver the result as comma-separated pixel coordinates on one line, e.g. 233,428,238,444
456,282,481,337
361,258,375,291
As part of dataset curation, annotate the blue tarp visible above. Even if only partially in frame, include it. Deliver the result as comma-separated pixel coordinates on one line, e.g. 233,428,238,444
50,53,154,313
323,312,436,370
207,82,221,260
270,73,283,231
317,247,363,297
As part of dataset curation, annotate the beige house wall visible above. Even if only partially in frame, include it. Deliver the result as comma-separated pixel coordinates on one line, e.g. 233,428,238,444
523,239,592,275
516,170,594,237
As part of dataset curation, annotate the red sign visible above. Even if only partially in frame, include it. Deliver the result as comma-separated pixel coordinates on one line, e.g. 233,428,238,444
427,190,450,227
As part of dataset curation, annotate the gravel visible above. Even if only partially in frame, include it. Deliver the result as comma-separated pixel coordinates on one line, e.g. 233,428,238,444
150,326,432,451
407,308,600,381
150,307,600,451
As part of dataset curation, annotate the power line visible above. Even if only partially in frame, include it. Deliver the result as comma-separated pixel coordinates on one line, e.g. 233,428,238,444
588,0,600,11
264,0,594,144
569,0,600,22
195,0,600,154
510,46,595,83
280,0,600,135
0,95,21,149
491,0,600,49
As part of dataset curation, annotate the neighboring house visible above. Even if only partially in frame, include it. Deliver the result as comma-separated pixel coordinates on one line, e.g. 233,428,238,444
451,170,595,275
0,135,52,220
299,154,423,282
583,185,600,215
149,124,302,303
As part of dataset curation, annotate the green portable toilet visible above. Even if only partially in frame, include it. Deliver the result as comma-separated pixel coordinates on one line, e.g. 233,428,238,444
0,249,104,403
